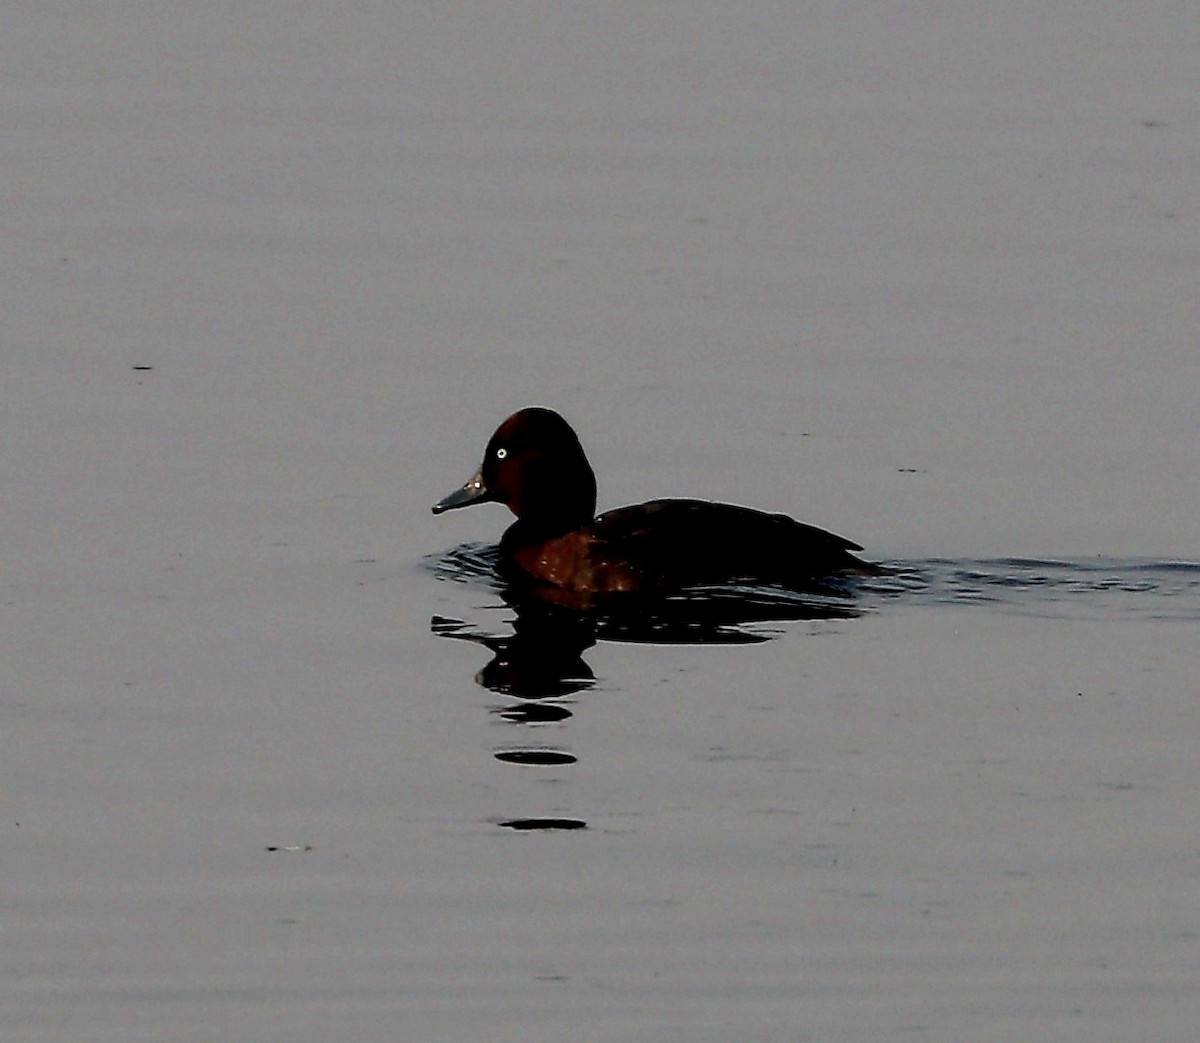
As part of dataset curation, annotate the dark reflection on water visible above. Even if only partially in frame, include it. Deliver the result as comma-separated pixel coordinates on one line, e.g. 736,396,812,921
494,750,578,766
432,606,596,702
498,819,588,832
428,542,868,832
495,702,572,724
429,550,865,701
427,546,1200,830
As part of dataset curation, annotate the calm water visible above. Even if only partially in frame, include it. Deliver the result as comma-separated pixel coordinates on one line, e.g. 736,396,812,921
7,2,1199,1040
408,549,1200,1037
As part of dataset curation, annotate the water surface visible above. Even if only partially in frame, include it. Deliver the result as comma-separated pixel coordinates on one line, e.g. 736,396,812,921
5,2,1200,1040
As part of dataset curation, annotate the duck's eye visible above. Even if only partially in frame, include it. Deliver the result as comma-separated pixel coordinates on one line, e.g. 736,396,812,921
495,447,508,460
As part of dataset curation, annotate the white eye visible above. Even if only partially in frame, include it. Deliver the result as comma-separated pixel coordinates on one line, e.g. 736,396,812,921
496,447,508,460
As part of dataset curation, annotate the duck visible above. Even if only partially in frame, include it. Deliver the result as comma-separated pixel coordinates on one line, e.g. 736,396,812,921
432,407,877,597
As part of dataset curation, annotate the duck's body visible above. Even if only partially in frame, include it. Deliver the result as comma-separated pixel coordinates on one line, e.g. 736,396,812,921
433,407,876,596
501,498,868,593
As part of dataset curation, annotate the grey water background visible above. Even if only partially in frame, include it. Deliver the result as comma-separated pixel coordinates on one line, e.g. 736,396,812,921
4,4,1199,1040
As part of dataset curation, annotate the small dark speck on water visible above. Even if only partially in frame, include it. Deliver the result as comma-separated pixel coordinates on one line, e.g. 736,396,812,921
132,365,153,371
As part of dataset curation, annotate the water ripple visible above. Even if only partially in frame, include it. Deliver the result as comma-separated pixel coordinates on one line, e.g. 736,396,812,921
864,558,1200,621
426,546,1200,625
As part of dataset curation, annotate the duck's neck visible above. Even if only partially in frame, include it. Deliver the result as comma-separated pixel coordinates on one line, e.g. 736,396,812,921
509,459,597,539
502,507,589,548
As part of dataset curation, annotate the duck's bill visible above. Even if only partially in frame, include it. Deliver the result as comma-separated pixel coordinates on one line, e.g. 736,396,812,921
432,470,492,514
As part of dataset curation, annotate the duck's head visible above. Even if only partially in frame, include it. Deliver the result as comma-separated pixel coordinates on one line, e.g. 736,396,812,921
432,407,598,531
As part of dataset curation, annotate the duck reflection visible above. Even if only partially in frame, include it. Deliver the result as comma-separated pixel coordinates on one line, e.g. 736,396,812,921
432,599,597,705
432,594,595,831
431,541,862,699
430,543,864,832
